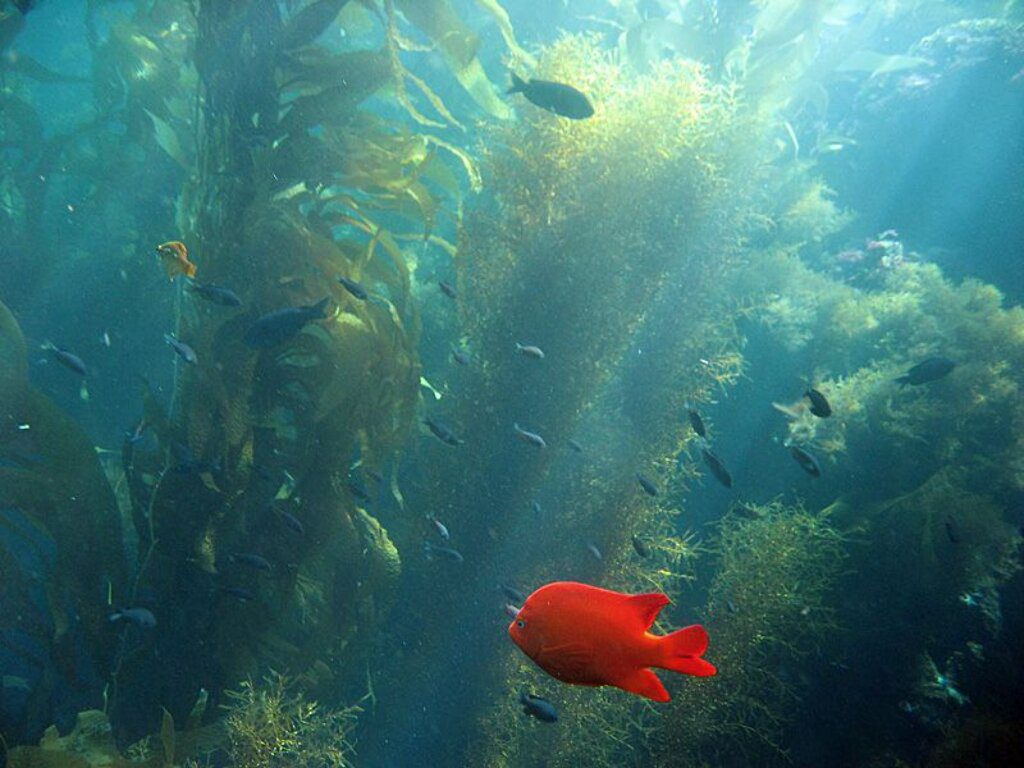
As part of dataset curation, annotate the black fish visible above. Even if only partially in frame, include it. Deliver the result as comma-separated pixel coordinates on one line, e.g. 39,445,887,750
945,519,960,544
631,534,650,558
789,445,821,477
805,388,832,418
171,442,220,475
424,540,464,563
279,509,305,535
43,342,86,375
500,583,526,604
338,275,368,300
568,439,583,453
109,607,156,628
896,357,956,387
513,423,547,448
244,297,330,348
424,417,463,446
520,691,558,723
220,586,256,601
687,408,707,438
187,281,242,307
347,480,371,502
228,553,272,573
164,333,197,365
451,347,471,366
636,472,659,497
701,448,732,488
439,280,457,299
508,72,594,120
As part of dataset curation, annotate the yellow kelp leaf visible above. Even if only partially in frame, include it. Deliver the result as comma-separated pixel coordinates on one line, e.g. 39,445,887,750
425,135,482,192
473,0,535,68
160,708,175,765
393,0,512,120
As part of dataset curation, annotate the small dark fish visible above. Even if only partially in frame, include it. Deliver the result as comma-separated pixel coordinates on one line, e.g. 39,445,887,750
945,519,960,544
508,72,594,120
500,584,526,604
347,480,371,502
164,333,197,365
109,607,156,628
424,417,463,446
220,586,256,601
279,509,305,535
520,691,558,723
636,472,659,497
125,419,148,445
586,540,603,560
805,388,832,418
429,516,450,540
229,552,272,573
424,540,464,563
726,599,738,614
171,442,220,475
789,445,821,477
338,275,368,300
701,448,732,488
187,281,242,307
896,357,956,387
687,408,707,438
631,534,650,558
568,439,583,453
531,500,542,514
515,343,545,359
366,468,384,484
439,280,457,299
245,297,330,349
452,347,471,366
513,423,547,449
43,342,86,375
504,603,522,619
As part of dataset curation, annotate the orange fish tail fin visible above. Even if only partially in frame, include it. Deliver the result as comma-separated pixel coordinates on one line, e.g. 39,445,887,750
659,624,717,677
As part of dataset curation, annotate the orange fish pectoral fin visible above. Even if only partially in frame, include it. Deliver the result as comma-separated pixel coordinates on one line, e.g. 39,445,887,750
614,668,670,703
626,592,670,630
658,624,717,678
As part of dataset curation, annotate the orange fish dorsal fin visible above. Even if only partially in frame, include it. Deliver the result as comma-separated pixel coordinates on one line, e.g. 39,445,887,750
627,592,670,630
614,668,670,703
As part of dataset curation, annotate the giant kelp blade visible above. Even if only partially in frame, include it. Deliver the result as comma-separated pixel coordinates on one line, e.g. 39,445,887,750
394,0,512,120
280,0,351,50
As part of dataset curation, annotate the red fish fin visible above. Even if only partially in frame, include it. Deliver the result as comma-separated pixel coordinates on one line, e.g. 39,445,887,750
626,592,670,630
614,668,670,703
658,624,717,677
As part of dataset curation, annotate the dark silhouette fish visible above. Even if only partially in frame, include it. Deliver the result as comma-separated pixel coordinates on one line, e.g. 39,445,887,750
508,72,594,119
631,534,650,558
568,439,583,453
220,586,256,601
805,388,832,418
513,423,547,448
244,297,330,348
424,540,464,563
424,417,463,446
515,343,545,359
500,583,526,604
896,357,956,387
701,448,732,488
279,509,305,535
164,333,197,364
520,691,558,723
43,342,86,375
789,445,821,477
109,607,156,628
338,275,368,300
439,280,457,299
687,407,707,438
187,281,242,307
347,480,371,502
636,472,659,497
451,347,471,365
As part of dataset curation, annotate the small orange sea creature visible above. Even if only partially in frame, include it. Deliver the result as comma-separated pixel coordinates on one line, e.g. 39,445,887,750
156,241,197,280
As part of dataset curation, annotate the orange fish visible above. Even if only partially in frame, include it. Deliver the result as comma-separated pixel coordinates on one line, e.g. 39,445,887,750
508,581,716,702
156,240,196,280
